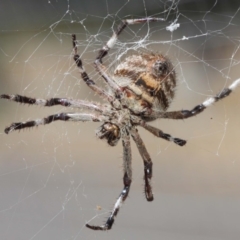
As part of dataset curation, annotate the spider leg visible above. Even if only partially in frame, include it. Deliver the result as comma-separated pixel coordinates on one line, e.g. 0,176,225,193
96,17,165,63
94,60,122,96
4,113,104,134
86,128,132,230
72,34,118,105
151,78,240,120
141,123,186,146
131,116,186,146
130,127,153,201
94,18,165,96
0,94,107,112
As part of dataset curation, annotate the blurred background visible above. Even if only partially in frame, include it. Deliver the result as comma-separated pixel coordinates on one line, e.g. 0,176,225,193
1,0,240,239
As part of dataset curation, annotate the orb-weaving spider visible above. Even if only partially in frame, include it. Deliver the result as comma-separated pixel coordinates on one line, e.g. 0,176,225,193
1,18,240,230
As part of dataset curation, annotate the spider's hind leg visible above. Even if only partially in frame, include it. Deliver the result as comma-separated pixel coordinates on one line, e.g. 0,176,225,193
151,78,240,120
140,121,186,146
131,116,186,147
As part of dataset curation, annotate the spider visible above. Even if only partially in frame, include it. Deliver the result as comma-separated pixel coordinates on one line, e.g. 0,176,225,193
1,17,240,230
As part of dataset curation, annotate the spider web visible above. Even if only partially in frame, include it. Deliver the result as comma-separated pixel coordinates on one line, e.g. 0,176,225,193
0,0,240,239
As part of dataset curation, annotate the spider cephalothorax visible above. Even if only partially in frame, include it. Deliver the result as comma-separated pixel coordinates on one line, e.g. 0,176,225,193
1,17,240,231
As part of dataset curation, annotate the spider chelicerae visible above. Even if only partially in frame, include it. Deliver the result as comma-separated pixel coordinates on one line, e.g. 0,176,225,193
1,18,240,230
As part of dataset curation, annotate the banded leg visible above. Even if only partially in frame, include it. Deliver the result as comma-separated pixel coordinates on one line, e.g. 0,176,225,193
130,127,153,201
4,113,104,134
96,17,165,63
72,34,116,105
141,122,186,146
94,18,165,95
152,78,240,120
86,128,132,230
131,116,186,146
94,61,122,96
0,94,106,112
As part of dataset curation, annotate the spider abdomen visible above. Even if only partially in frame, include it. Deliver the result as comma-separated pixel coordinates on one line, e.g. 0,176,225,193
114,53,176,113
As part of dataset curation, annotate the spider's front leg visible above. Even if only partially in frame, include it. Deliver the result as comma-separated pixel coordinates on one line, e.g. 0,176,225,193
0,94,106,112
4,113,103,134
86,128,132,230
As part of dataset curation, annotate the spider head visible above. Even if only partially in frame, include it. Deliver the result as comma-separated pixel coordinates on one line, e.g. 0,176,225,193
96,123,121,146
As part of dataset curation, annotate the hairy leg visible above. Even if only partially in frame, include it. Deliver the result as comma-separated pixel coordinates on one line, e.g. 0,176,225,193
151,79,240,120
130,127,153,201
4,113,104,134
0,94,107,112
131,116,186,146
86,127,132,230
94,18,165,96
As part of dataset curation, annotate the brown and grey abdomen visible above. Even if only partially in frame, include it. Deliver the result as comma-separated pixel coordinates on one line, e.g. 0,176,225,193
114,53,176,112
